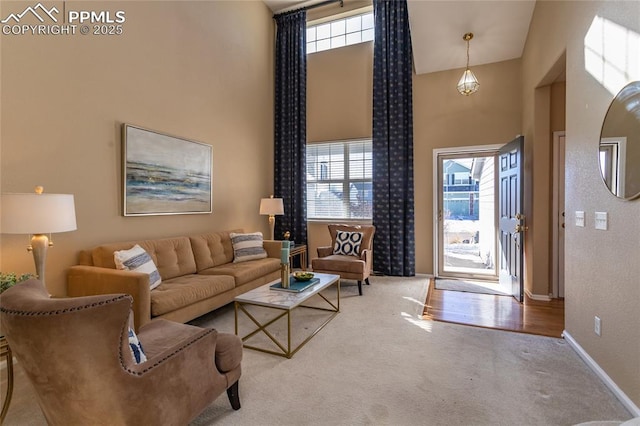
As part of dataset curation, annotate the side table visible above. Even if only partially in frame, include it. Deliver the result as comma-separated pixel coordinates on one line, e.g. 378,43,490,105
0,335,13,423
289,244,307,270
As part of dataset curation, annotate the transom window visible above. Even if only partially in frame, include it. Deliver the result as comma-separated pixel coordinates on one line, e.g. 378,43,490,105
306,140,372,220
307,11,374,54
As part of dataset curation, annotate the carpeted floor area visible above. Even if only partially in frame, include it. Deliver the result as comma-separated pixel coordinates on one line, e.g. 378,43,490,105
1,276,631,425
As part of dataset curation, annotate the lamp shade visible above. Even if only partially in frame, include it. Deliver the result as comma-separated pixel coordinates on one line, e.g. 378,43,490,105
259,197,284,216
1,193,77,234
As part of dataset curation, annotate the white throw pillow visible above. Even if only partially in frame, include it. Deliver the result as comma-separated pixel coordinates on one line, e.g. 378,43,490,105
333,230,363,257
114,244,162,290
230,232,267,263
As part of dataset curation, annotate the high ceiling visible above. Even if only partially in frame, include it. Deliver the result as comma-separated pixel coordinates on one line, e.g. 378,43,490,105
262,0,536,75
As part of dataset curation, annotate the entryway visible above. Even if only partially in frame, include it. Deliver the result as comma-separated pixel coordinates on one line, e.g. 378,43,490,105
435,147,499,279
423,278,565,338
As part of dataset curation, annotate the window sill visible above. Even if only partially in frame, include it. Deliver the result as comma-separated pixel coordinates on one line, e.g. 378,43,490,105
308,219,373,225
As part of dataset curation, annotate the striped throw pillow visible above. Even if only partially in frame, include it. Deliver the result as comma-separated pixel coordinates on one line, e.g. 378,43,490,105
114,244,162,290
230,232,267,263
128,327,147,364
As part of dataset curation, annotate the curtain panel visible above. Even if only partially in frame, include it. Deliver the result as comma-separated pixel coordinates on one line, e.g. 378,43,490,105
372,0,415,276
273,10,308,246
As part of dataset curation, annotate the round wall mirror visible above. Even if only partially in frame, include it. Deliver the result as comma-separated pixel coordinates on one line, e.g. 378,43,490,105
599,81,640,200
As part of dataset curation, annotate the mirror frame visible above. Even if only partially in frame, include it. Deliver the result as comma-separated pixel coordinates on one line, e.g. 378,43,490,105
599,81,640,201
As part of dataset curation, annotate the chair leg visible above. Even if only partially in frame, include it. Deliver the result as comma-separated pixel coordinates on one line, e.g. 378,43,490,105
227,380,241,410
365,278,371,286
357,280,363,296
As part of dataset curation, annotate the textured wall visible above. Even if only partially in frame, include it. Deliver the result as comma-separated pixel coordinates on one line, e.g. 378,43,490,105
524,0,640,405
0,1,275,296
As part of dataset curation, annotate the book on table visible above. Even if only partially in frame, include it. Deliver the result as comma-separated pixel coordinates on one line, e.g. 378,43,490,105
270,277,319,293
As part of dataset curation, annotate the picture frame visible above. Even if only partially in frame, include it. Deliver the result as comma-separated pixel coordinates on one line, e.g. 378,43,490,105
122,124,213,216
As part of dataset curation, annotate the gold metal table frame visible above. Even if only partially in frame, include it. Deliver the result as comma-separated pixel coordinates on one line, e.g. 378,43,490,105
288,244,307,270
234,276,340,359
1,336,13,423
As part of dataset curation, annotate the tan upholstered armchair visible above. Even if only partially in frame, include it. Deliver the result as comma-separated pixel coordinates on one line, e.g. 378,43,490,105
311,224,376,296
0,279,242,425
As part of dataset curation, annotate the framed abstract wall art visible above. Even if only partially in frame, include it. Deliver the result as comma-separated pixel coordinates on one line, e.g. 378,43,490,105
122,124,213,216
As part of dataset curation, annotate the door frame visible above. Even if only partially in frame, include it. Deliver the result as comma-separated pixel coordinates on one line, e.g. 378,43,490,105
552,131,566,298
432,144,502,280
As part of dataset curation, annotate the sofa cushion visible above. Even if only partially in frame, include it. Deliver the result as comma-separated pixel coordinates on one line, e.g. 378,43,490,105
150,274,235,317
312,254,366,274
113,244,162,290
199,257,280,286
190,230,241,272
230,232,267,263
139,238,197,280
90,237,197,280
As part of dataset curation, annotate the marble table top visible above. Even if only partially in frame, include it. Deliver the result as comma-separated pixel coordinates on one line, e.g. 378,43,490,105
234,272,339,309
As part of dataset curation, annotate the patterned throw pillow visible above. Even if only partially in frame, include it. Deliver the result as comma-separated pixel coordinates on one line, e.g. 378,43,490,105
114,244,162,290
333,230,364,257
230,232,267,263
128,327,147,364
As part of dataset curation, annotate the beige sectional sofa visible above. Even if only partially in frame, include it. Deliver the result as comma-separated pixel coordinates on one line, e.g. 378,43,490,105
67,229,281,330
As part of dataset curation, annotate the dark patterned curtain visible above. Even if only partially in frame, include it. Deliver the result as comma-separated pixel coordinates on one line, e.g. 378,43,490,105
273,10,307,245
372,0,415,276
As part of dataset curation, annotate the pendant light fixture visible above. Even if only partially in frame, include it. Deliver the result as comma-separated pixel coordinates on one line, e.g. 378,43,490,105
457,32,480,96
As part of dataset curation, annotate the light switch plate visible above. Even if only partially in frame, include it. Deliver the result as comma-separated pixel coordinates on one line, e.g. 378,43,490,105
595,211,608,230
575,211,585,227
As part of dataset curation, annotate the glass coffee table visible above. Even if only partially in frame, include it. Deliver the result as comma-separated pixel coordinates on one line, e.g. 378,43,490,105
234,273,340,358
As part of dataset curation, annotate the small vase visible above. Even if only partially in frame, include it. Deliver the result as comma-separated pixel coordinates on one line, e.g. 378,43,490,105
280,263,290,288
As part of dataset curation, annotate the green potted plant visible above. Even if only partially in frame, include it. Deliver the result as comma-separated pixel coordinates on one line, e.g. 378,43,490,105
0,272,35,293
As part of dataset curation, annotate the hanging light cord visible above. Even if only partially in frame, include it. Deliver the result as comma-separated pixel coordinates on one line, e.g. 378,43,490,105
466,38,470,69
463,33,474,69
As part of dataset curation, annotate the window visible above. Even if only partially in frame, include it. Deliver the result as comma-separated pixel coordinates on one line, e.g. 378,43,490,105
307,11,374,54
307,140,372,220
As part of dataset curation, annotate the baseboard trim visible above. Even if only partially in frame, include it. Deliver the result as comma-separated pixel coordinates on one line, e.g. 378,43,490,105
525,288,552,301
563,330,640,417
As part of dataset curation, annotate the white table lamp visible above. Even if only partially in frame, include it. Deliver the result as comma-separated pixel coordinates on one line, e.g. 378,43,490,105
259,195,284,240
1,186,77,288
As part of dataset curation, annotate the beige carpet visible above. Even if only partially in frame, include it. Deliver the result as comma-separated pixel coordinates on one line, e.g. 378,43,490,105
1,276,632,425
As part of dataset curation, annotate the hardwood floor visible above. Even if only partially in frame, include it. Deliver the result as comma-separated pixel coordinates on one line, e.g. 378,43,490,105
423,278,565,338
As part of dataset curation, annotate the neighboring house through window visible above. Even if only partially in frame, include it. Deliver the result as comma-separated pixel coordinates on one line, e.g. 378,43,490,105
307,140,372,220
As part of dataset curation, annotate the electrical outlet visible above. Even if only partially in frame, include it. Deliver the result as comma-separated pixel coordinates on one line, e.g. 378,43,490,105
594,316,601,336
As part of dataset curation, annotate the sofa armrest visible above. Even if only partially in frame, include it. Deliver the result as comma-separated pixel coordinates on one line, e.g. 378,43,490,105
67,265,151,330
317,246,333,257
128,322,240,421
360,249,373,278
263,240,283,259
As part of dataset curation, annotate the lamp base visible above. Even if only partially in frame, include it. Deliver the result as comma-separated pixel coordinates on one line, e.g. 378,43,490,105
29,234,50,289
268,215,276,240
